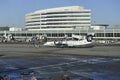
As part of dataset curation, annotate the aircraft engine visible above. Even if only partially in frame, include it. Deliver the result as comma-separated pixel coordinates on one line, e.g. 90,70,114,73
86,35,93,42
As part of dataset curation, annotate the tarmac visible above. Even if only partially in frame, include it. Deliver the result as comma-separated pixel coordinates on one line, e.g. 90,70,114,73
0,43,120,58
0,43,120,80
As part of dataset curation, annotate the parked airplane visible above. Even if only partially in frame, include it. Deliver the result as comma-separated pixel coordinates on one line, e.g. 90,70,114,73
44,34,93,48
1,33,15,42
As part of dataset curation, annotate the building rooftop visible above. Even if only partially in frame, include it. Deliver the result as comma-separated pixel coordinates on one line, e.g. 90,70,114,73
26,6,90,16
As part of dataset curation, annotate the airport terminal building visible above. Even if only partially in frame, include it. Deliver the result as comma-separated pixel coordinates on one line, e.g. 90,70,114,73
0,6,120,43
25,6,91,31
25,6,120,42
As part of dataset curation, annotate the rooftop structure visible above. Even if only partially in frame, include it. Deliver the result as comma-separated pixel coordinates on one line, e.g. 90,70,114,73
9,27,22,31
0,26,9,31
91,24,109,30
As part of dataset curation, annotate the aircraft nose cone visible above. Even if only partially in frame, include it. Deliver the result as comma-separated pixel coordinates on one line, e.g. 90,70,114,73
43,43,48,46
44,42,55,46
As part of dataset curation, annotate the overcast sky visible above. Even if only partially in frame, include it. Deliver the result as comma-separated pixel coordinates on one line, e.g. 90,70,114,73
0,0,120,27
